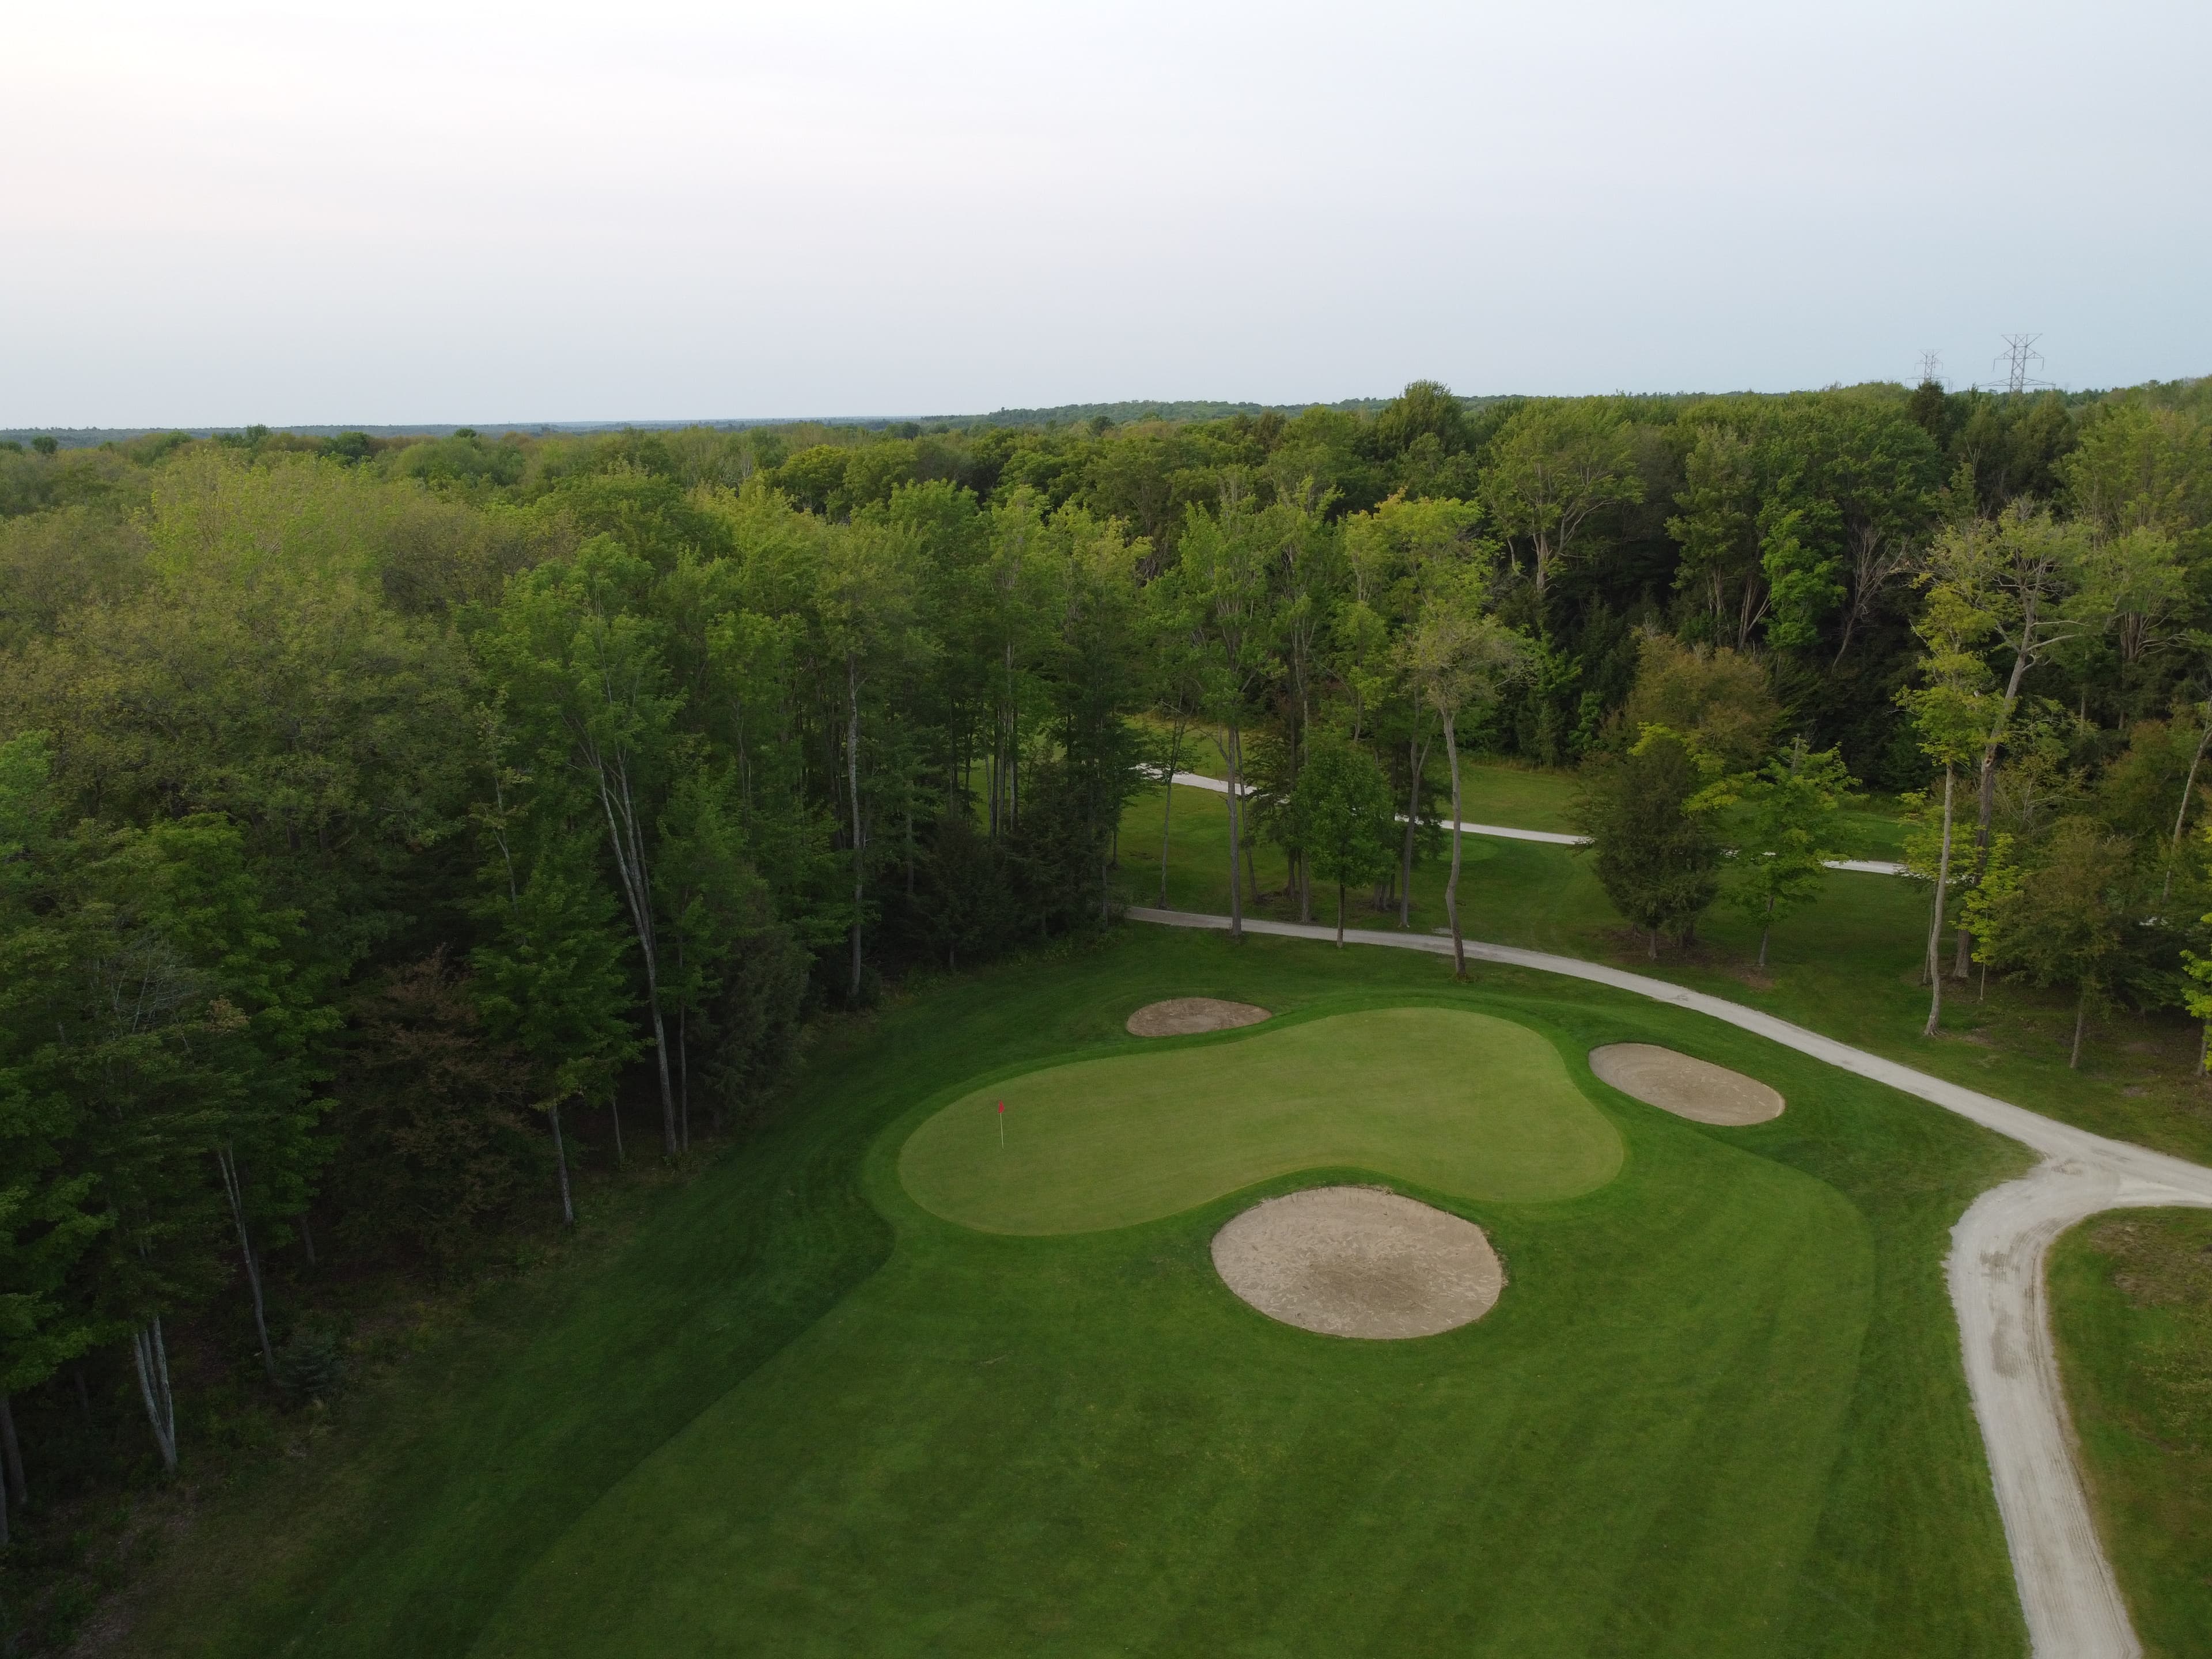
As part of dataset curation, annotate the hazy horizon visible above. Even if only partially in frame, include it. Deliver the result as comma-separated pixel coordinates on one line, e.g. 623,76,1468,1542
6,1,2208,429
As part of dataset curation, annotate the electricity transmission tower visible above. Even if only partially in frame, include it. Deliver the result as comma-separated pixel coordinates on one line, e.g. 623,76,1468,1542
1916,349,1943,387
1992,333,2047,393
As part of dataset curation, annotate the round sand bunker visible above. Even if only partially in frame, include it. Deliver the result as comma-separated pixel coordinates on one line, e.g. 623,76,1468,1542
1126,997,1271,1037
1588,1043,1783,1126
1211,1186,1503,1339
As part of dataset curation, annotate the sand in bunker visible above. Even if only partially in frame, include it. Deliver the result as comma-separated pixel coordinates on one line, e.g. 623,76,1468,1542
1211,1186,1503,1339
1126,997,1271,1036
1588,1043,1783,1126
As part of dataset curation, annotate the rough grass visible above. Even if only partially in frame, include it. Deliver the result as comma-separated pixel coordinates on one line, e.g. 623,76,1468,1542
2049,1209,2212,1658
899,1006,1621,1232
107,926,2031,1657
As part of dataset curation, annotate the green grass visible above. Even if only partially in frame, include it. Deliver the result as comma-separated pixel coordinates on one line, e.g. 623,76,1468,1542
2049,1209,2212,1658
900,1007,1621,1232
116,927,2031,1657
1449,758,1582,832
1126,781,2212,1166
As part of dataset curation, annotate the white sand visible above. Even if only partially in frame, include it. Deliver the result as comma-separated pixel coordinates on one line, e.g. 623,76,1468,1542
1211,1185,1502,1339
1588,1041,1784,1125
1126,997,1271,1037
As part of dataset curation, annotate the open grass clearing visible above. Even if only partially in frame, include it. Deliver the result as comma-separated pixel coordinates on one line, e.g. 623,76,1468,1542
2050,1209,2212,1658
107,927,2031,1657
900,1006,1621,1233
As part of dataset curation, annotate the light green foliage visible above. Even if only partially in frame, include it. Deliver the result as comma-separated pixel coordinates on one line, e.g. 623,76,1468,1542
1480,399,1644,600
1619,632,1779,771
900,1007,1620,1233
1400,554,1533,967
1760,501,1844,653
1715,739,1855,967
1667,424,1760,646
1291,736,1398,941
2061,402,2212,547
1969,816,2139,1066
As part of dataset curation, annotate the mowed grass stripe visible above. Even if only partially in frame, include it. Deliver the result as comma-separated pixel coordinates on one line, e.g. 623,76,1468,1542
899,1007,1623,1234
471,1059,1866,1657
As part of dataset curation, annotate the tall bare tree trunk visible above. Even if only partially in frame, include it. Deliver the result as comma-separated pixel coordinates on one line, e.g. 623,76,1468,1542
215,1146,276,1384
1925,765,1957,1037
1226,719,1245,941
2070,990,2088,1069
550,1100,574,1226
1336,877,1346,948
1400,731,1421,927
589,745,679,1154
2165,719,2212,900
1,1392,25,1514
1157,718,1182,907
1957,651,2036,976
130,1318,177,1475
1444,713,1467,978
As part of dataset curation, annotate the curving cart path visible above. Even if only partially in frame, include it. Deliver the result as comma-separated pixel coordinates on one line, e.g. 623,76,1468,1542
1130,907,2212,1659
1165,772,1907,873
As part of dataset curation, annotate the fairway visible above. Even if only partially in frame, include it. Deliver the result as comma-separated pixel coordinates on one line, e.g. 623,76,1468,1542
118,929,2031,1659
899,1006,1623,1233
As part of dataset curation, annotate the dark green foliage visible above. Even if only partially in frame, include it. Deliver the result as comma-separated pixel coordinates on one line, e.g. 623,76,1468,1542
273,1320,346,1403
1293,736,1399,941
328,951,539,1267
1573,729,1723,955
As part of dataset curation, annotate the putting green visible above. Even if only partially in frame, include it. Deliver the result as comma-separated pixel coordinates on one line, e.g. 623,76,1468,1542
899,1006,1623,1233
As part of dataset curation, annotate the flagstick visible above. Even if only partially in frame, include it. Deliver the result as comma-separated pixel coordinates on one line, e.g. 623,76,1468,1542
998,1099,1006,1149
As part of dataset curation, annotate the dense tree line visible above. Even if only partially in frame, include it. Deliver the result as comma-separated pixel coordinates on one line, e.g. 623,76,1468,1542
1,370,2210,1578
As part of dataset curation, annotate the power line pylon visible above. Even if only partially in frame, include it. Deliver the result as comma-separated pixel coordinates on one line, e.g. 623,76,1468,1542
1917,349,1943,387
1993,334,2045,394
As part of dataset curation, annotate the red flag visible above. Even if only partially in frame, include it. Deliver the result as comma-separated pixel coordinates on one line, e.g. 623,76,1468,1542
997,1099,1006,1113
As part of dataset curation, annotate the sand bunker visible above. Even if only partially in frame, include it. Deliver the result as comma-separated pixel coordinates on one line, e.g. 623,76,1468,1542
1126,997,1271,1037
1211,1185,1503,1339
1588,1043,1783,1126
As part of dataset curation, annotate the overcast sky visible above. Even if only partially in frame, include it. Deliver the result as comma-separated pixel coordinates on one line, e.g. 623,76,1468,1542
5,0,2206,427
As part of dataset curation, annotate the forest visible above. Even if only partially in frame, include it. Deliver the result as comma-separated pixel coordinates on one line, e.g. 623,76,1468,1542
3,370,2211,1631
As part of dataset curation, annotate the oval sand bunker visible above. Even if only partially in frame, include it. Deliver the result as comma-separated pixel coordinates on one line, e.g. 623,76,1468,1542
1126,997,1271,1037
1211,1186,1502,1339
1588,1043,1783,1126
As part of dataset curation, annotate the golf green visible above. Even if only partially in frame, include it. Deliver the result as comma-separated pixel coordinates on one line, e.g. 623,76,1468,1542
899,1006,1624,1233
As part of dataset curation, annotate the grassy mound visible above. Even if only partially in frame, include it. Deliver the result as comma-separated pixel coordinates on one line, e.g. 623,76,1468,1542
899,1006,1622,1233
